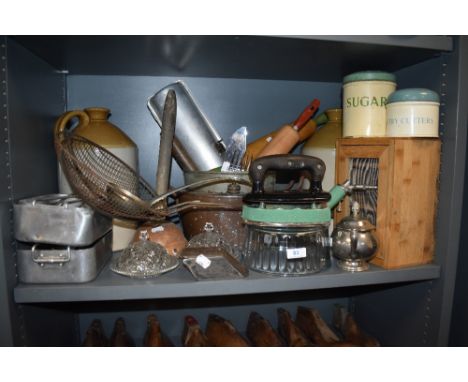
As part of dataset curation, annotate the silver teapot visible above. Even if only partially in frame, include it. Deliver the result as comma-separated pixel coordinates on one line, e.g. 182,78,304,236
331,201,378,272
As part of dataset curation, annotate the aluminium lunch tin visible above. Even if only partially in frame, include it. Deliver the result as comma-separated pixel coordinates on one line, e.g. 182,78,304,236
14,194,112,246
343,71,396,137
386,88,440,137
17,231,112,284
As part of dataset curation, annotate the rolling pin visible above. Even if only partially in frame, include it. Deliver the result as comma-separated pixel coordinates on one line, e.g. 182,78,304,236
246,111,328,160
256,99,320,158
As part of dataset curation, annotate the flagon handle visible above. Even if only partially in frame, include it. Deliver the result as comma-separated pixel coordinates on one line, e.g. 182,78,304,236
54,110,90,140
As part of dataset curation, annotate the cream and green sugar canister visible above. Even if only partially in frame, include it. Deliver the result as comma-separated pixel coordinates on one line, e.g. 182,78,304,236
343,71,396,137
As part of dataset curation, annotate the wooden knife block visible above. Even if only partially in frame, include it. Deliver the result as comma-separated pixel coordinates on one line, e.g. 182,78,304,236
335,138,441,269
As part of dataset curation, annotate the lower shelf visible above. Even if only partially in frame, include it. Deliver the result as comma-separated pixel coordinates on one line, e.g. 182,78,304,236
14,260,441,303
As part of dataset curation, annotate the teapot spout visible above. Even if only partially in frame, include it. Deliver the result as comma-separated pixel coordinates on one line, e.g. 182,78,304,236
327,180,351,209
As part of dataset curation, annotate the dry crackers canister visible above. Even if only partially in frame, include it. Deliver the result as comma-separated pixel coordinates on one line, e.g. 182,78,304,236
343,71,396,137
386,88,440,137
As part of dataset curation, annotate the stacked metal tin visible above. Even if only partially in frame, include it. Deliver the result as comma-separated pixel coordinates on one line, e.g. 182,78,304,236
14,194,112,283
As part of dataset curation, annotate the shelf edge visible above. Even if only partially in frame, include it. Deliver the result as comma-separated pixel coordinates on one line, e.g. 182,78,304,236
14,264,441,304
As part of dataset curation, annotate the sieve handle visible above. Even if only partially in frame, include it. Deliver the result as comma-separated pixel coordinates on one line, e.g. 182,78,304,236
249,154,326,194
54,110,90,138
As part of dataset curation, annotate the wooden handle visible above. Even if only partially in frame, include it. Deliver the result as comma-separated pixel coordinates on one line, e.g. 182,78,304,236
297,119,318,142
248,128,304,159
246,109,325,160
292,99,320,130
54,110,90,139
246,132,277,159
256,124,300,158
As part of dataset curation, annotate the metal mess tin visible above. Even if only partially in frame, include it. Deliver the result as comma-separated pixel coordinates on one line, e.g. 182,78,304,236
17,231,112,284
14,194,112,246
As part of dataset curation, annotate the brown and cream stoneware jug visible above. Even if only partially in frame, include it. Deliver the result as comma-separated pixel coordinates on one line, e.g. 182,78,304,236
56,107,139,251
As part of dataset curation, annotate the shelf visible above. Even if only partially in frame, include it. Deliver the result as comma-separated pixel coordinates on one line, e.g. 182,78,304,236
14,262,441,304
280,35,453,51
11,35,452,81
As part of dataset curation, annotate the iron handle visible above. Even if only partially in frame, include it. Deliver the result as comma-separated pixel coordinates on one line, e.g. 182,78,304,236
249,154,326,194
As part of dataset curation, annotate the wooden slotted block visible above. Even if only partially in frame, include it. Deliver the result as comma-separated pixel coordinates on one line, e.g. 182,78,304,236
335,137,440,269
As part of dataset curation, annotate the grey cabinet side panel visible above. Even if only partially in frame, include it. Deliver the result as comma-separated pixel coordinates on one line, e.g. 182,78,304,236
0,209,17,346
0,38,65,346
431,37,468,345
449,37,468,346
0,36,17,346
20,305,78,346
450,129,468,346
352,282,432,346
354,38,468,346
7,38,65,199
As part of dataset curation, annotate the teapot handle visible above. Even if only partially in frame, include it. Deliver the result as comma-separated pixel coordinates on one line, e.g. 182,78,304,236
54,110,90,139
350,230,358,260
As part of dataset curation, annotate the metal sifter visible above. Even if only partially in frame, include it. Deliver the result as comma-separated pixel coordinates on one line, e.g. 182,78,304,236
242,154,348,276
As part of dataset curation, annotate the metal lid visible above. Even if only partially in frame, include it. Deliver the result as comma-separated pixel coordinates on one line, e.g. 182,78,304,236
336,202,375,232
343,71,396,84
187,222,225,249
387,88,440,104
110,240,179,279
17,194,87,208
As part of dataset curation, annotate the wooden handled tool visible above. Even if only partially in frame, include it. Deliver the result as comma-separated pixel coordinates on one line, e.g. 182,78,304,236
247,101,324,160
256,99,320,158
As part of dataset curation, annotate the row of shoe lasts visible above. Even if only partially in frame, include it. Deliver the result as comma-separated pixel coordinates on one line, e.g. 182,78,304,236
82,305,379,347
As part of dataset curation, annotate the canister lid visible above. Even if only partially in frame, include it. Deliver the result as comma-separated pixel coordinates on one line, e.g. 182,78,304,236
343,71,396,84
387,88,440,104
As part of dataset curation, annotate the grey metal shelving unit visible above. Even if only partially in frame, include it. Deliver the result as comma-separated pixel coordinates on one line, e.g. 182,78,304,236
0,35,467,346
14,263,441,303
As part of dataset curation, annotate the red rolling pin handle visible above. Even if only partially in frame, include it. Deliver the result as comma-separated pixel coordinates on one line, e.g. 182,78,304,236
292,99,320,130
